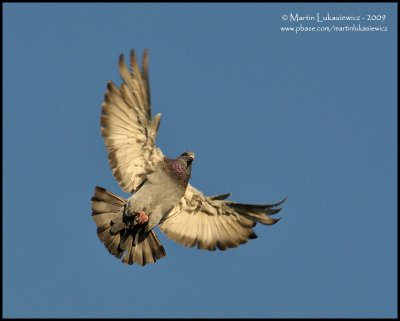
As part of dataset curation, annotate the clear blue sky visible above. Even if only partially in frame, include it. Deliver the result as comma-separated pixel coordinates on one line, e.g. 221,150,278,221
3,3,397,318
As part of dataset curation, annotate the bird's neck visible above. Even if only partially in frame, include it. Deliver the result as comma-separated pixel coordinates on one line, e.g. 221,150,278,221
164,158,191,187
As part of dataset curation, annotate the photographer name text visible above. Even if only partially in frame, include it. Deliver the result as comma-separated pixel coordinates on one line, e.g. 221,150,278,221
285,13,386,23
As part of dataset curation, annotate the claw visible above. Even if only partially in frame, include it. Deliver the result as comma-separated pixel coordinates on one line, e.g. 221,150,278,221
137,211,149,225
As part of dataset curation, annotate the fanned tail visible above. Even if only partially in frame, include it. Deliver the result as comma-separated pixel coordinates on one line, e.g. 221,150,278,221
91,186,166,266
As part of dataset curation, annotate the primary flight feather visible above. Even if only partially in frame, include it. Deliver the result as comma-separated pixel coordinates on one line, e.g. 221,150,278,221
92,49,286,266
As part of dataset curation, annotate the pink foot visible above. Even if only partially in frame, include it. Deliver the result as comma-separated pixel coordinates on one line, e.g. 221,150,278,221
137,211,149,225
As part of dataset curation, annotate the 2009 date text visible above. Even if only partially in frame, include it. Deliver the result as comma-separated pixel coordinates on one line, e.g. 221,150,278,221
366,15,386,21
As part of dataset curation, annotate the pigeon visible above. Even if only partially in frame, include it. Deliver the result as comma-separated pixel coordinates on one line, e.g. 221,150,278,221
91,49,286,266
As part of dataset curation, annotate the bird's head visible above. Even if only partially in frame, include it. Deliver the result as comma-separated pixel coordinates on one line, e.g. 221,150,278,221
179,151,195,167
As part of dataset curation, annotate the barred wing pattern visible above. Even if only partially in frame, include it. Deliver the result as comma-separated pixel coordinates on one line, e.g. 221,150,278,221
101,50,164,193
159,184,285,251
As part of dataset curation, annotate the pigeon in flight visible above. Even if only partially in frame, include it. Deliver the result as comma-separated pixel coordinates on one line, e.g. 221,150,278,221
92,49,286,266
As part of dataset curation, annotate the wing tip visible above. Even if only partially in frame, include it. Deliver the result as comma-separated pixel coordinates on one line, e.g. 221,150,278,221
209,192,232,201
249,231,258,239
270,217,282,225
273,196,288,207
119,53,125,65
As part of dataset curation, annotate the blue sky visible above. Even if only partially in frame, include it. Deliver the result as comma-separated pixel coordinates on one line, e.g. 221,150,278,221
3,3,397,318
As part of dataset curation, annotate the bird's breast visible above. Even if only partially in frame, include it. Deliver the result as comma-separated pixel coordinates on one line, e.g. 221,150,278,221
127,170,187,226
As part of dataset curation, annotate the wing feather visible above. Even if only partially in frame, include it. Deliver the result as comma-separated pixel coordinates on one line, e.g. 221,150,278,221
159,184,285,251
101,50,164,193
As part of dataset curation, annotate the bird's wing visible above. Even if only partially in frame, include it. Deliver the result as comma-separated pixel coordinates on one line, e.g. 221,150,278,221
158,184,286,251
101,49,164,193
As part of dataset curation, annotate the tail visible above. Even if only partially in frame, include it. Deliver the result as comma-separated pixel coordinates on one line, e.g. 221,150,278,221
91,186,166,266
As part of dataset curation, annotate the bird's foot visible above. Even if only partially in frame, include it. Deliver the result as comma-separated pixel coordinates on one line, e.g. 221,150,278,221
136,211,149,225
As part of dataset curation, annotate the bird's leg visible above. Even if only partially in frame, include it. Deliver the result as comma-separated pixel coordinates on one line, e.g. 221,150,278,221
124,200,131,216
136,211,149,225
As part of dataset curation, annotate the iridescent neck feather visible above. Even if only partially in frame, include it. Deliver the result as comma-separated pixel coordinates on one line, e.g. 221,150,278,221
163,157,191,187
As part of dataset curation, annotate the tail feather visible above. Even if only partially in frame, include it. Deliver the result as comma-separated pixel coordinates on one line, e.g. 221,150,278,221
93,186,125,205
91,186,166,266
121,227,166,265
147,231,167,259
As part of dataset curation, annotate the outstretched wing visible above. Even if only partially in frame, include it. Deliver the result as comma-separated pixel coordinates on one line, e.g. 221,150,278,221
158,184,286,251
101,49,164,193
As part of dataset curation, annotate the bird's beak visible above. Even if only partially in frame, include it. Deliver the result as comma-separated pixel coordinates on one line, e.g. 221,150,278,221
187,152,195,160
